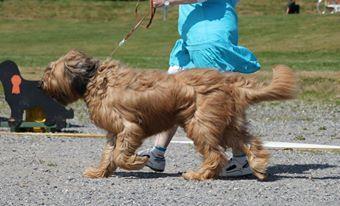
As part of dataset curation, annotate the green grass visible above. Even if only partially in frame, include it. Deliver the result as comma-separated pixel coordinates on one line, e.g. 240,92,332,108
0,0,339,102
0,0,339,70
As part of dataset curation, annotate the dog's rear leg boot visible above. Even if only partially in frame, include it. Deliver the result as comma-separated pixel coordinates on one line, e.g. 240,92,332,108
83,133,117,178
113,132,148,170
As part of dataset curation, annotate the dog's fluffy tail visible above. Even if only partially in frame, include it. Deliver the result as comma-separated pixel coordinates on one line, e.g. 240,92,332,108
241,65,298,104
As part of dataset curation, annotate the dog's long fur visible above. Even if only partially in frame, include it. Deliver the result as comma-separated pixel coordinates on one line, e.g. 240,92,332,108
41,50,297,180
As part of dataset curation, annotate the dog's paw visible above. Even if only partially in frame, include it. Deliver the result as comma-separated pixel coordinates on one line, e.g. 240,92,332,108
83,167,111,179
126,155,149,170
182,170,204,181
253,170,267,181
115,155,149,170
134,155,149,166
183,169,217,181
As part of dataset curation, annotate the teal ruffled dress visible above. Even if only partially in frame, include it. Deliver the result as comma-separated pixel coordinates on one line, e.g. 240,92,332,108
169,0,260,73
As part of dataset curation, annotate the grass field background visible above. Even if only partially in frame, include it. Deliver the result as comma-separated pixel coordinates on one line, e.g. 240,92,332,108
0,0,339,102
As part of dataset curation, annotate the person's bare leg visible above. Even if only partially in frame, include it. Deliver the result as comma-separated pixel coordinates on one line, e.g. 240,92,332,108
154,126,178,148
138,126,178,172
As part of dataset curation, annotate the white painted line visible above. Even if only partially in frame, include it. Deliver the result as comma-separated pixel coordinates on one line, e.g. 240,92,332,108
171,140,340,151
263,141,340,150
172,140,192,144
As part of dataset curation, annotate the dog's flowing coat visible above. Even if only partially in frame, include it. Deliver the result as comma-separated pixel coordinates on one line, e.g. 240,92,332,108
41,50,297,180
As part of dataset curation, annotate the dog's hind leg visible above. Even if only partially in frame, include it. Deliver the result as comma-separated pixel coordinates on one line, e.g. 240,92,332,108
182,123,227,181
83,133,117,178
224,128,270,180
113,123,149,170
242,135,270,181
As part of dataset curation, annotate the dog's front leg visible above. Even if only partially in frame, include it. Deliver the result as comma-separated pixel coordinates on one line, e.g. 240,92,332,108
113,131,148,171
83,133,117,178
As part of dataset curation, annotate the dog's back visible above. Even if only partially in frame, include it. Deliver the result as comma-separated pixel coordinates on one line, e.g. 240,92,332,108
174,65,297,105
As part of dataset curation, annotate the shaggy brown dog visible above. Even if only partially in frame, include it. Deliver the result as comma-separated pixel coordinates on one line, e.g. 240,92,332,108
41,50,297,181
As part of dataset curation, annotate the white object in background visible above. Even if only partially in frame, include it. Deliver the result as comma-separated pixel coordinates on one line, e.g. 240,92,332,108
163,0,170,21
317,0,340,14
262,141,340,150
171,140,340,151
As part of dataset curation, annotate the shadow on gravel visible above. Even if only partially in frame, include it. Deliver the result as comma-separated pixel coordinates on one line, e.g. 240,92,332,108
114,171,182,179
267,164,339,181
114,164,339,180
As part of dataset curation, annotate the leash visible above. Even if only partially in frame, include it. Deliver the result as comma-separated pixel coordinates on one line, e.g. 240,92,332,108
109,0,157,59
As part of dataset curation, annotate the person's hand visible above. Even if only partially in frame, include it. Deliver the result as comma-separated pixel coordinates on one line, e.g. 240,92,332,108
153,0,167,8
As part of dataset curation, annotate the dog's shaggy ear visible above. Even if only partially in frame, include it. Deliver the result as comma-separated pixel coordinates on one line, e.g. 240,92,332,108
63,50,100,95
64,50,99,77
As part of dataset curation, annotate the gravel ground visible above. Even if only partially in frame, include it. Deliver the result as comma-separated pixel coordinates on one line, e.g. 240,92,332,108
0,98,339,206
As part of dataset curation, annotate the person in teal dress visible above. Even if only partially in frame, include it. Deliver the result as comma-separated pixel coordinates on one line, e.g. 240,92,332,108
139,0,260,177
